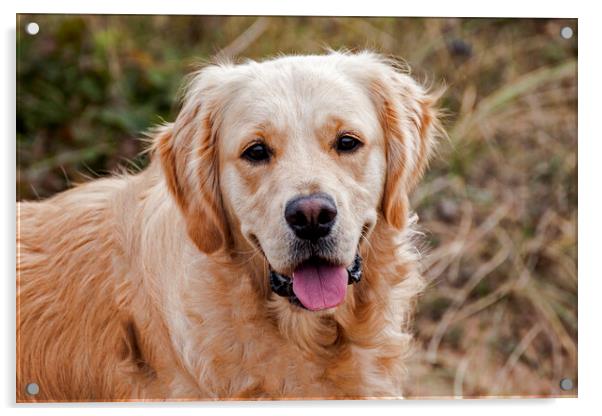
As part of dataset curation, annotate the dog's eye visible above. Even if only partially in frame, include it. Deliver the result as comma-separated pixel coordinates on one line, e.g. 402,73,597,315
242,143,271,163
335,135,363,153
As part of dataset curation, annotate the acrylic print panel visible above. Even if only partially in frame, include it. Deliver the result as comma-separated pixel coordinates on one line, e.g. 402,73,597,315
16,15,577,402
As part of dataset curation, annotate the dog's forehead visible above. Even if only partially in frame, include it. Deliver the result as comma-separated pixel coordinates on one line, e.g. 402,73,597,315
218,58,381,148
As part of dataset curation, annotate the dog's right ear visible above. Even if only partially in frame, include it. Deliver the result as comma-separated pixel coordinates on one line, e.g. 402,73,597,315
154,67,230,254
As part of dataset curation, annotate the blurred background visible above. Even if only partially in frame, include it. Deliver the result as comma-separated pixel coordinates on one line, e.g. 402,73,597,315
16,15,577,398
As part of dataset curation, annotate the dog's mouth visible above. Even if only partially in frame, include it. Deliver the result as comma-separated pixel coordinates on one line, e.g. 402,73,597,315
270,254,362,311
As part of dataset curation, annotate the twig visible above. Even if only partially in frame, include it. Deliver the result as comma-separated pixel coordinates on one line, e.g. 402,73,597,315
491,323,542,395
453,355,471,397
217,17,270,60
426,231,511,363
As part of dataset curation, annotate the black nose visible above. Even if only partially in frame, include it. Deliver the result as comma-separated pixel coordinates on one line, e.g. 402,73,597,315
284,193,337,241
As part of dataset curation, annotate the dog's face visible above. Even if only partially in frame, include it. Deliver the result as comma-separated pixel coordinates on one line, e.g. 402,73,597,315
218,59,384,275
157,53,439,311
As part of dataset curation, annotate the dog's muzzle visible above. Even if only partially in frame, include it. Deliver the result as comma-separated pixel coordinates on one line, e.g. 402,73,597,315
270,254,362,309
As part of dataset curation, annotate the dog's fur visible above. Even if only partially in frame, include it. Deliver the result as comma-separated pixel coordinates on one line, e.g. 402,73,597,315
17,52,442,401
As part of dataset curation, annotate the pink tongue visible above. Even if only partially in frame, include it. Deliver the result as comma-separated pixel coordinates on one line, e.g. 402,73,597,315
292,262,348,311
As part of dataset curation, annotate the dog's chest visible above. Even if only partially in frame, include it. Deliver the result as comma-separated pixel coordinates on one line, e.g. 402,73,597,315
166,302,401,399
158,264,405,399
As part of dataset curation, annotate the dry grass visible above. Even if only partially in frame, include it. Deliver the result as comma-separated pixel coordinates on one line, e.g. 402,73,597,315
405,19,577,397
17,15,577,398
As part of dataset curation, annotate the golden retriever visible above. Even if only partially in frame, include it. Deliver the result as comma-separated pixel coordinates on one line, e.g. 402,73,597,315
16,51,442,401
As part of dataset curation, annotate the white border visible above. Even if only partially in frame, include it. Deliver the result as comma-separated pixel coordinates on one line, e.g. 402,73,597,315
3,1,600,415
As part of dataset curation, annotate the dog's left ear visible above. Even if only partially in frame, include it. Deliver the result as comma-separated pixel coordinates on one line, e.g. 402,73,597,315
368,60,443,229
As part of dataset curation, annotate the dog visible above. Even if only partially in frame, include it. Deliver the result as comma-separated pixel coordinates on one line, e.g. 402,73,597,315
16,51,442,401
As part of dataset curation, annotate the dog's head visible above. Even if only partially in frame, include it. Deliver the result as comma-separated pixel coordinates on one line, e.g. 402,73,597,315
157,52,440,311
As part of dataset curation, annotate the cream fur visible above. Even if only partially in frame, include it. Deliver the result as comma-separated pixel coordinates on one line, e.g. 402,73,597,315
17,51,442,402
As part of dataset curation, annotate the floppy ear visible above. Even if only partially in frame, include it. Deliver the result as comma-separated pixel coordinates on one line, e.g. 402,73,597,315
154,68,229,254
370,63,442,229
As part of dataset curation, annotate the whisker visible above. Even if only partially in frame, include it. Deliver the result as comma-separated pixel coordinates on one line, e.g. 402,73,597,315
360,233,375,255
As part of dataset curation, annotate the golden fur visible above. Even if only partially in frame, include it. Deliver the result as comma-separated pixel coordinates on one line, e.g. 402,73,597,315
17,52,442,401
